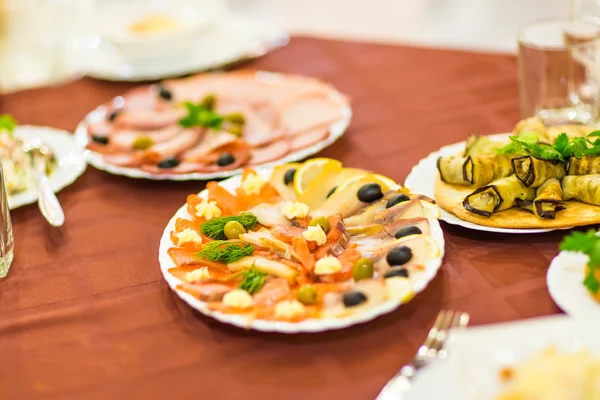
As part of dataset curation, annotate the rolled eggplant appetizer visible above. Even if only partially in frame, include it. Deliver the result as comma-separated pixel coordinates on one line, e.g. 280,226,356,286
463,175,536,217
437,155,513,186
464,135,504,157
532,178,565,219
562,175,600,206
513,117,549,142
512,155,565,187
566,155,600,175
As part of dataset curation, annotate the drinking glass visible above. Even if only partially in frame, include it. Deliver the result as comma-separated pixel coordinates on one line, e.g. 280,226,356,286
0,157,14,278
571,0,600,25
518,18,600,126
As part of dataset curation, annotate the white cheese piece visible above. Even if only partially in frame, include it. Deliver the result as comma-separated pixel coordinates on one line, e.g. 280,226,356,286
241,173,266,195
184,267,211,282
194,199,222,220
281,201,310,220
274,300,306,319
302,225,327,246
314,256,342,275
175,228,203,246
222,289,253,309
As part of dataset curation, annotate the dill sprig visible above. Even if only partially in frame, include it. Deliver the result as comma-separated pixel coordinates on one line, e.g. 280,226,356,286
200,213,258,240
237,265,267,294
197,240,254,264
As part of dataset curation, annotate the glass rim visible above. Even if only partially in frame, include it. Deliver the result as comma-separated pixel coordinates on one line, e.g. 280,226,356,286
518,17,600,50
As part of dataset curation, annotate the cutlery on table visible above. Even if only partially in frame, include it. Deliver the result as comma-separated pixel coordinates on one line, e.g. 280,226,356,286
23,138,65,227
377,310,470,400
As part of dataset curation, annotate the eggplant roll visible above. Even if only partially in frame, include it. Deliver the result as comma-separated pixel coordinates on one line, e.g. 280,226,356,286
464,135,504,157
511,156,565,187
532,178,565,219
562,175,600,206
566,155,600,175
463,175,536,217
437,155,513,186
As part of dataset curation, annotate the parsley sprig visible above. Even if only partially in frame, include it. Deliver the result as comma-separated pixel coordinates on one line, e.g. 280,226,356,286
197,240,254,264
200,213,258,240
178,94,245,136
0,114,16,134
497,131,600,162
559,229,600,294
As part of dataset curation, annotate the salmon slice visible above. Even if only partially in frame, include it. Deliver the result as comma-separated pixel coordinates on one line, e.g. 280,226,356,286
207,181,241,215
290,126,330,151
317,247,360,284
252,277,290,306
178,282,237,302
271,225,305,244
292,236,315,272
249,140,291,165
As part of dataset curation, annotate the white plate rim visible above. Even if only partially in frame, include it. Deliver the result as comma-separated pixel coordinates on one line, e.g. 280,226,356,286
157,167,446,333
547,250,600,317
8,125,87,210
75,71,352,181
404,133,559,234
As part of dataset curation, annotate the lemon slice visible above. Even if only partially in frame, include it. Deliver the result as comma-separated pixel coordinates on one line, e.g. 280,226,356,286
298,162,344,209
268,163,301,201
372,173,400,192
293,158,342,197
385,277,415,303
420,200,441,219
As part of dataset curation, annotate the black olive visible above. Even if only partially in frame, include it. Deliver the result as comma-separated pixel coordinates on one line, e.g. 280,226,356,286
386,193,410,209
284,168,296,185
91,135,109,145
357,183,383,203
158,85,173,101
386,246,413,266
395,226,422,239
384,267,409,279
107,109,120,122
327,186,338,198
343,291,367,307
157,157,180,169
217,152,236,167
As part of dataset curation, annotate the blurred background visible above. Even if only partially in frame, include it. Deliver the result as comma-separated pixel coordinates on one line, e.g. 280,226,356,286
0,0,571,93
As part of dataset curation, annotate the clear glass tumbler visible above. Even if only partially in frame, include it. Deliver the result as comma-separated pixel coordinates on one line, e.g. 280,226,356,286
0,156,13,278
518,18,600,126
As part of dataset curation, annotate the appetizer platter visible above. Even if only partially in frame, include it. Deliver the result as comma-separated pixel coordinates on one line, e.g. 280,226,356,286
547,230,600,316
406,117,600,232
158,158,444,332
0,116,86,210
76,70,351,180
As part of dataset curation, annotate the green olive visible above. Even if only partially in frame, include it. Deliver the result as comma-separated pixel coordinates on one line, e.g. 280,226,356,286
201,94,216,110
132,136,154,150
226,112,246,125
224,221,246,240
352,257,374,281
296,285,318,305
227,125,244,137
309,216,330,233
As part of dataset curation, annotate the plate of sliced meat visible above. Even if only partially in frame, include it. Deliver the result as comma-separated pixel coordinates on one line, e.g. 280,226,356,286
75,70,351,181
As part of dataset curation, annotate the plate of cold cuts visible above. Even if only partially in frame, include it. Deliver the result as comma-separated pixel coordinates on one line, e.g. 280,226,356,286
75,70,352,181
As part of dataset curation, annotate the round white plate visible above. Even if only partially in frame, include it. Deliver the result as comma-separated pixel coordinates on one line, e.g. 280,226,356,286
404,133,554,234
547,250,600,317
72,15,289,82
76,72,352,181
158,168,446,333
9,125,87,210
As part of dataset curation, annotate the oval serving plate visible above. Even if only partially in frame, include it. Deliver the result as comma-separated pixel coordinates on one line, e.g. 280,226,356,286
158,168,445,333
76,72,351,181
404,133,555,234
9,125,87,210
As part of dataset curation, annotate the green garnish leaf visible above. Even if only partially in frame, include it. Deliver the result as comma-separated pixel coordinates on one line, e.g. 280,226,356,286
197,240,254,264
530,143,563,161
587,130,600,137
559,229,600,294
200,212,258,240
562,137,589,159
237,265,267,294
552,133,569,155
179,100,225,130
497,135,563,161
0,114,17,134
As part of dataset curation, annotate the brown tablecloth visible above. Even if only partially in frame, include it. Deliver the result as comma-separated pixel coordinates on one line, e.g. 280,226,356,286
0,37,570,399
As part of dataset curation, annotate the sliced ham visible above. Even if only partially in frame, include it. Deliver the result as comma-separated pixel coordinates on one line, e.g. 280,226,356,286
110,126,183,151
216,102,283,147
290,126,330,151
103,153,143,167
280,94,345,135
249,140,291,165
141,128,203,163
181,130,239,161
115,108,185,130
87,121,112,137
141,162,209,175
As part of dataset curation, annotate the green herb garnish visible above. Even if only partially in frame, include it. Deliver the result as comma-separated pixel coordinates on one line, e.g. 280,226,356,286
178,95,245,136
496,130,600,161
0,115,16,134
197,240,254,264
559,229,600,294
201,213,258,240
237,265,267,294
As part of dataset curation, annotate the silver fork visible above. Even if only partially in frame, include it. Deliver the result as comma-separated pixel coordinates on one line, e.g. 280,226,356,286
377,310,470,400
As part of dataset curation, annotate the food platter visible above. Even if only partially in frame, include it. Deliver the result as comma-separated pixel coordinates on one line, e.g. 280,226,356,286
405,134,554,233
158,165,445,333
76,71,352,181
9,126,87,210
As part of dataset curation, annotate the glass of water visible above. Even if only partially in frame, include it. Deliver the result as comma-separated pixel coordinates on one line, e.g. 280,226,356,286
0,156,13,278
518,18,600,126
